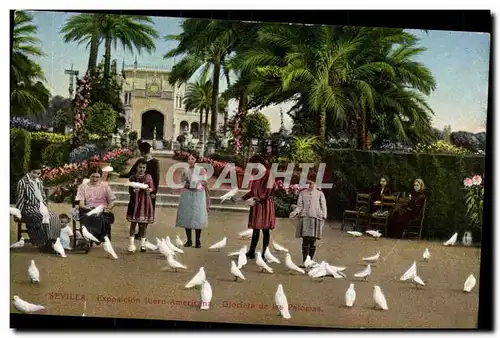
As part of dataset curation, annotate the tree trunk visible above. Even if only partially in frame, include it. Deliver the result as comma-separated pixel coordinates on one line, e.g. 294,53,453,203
87,14,101,76
210,56,221,139
319,110,326,145
204,108,209,141
104,33,112,88
199,108,204,143
223,110,228,136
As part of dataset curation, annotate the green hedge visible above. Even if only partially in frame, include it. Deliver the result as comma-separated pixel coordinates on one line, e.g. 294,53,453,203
42,143,70,167
10,129,32,203
324,149,485,240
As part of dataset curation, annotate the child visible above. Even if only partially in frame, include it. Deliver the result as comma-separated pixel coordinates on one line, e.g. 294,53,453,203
289,172,327,268
59,213,73,250
126,158,155,253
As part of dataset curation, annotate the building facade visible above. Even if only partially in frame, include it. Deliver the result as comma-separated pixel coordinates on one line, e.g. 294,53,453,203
121,63,221,142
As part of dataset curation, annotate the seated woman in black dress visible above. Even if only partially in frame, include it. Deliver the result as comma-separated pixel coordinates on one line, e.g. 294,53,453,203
387,178,426,238
369,176,392,213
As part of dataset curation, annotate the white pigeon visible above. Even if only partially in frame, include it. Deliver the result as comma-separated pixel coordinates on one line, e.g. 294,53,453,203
275,284,291,319
328,265,346,272
304,255,317,269
285,253,305,274
326,263,347,279
161,254,187,272
10,238,25,249
412,274,425,288
373,285,389,310
444,232,458,246
273,241,289,252
144,240,158,251
52,238,67,258
12,296,45,313
28,260,40,283
347,231,363,237
86,205,104,217
237,249,247,269
220,187,239,203
125,181,149,189
166,236,184,254
10,207,22,219
228,245,247,257
175,235,184,248
238,229,253,239
363,252,381,264
185,267,206,289
200,279,213,310
353,264,371,280
463,274,476,292
308,261,327,277
400,261,417,281
81,225,100,243
264,247,281,264
158,238,176,257
103,236,118,259
82,178,90,185
365,230,382,239
256,252,274,273
209,237,227,251
310,264,329,279
230,260,246,281
101,165,114,172
423,248,431,261
345,283,356,307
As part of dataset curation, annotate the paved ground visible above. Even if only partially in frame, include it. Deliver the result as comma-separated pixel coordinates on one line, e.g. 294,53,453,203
10,203,480,328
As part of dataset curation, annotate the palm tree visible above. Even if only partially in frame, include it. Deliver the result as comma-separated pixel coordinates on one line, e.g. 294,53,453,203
61,14,158,81
164,19,244,141
183,78,212,143
233,24,436,148
11,10,50,116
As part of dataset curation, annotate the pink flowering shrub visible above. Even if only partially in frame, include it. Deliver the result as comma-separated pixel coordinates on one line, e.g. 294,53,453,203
463,174,484,230
42,148,132,186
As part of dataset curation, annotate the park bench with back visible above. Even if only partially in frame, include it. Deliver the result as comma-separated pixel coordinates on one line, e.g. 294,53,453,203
341,193,372,231
369,193,399,236
402,199,427,240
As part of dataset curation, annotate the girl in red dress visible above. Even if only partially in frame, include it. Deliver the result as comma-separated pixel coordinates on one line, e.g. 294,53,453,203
126,159,155,253
233,154,277,259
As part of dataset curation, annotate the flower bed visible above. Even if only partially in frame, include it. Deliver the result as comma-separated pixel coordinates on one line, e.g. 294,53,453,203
42,148,133,186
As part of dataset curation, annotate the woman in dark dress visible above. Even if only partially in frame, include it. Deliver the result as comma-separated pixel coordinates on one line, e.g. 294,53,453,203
387,178,426,239
370,176,392,213
119,141,160,239
16,161,62,253
233,154,277,259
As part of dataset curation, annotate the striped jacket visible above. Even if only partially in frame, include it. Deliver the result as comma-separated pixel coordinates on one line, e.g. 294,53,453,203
16,175,48,213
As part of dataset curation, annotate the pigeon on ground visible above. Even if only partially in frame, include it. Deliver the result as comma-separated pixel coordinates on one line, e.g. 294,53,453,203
12,296,45,313
28,260,40,283
275,284,291,319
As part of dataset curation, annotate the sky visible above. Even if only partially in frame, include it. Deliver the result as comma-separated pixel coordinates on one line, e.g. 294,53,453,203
28,11,491,133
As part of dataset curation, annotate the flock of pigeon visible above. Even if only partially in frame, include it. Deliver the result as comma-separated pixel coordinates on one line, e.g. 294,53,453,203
10,205,477,320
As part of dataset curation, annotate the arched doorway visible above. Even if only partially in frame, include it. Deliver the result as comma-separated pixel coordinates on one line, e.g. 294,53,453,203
141,110,164,140
190,122,199,139
180,120,189,134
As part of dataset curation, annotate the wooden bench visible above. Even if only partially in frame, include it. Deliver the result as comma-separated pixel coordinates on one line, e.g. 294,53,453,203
342,193,372,231
369,194,399,235
403,200,427,240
